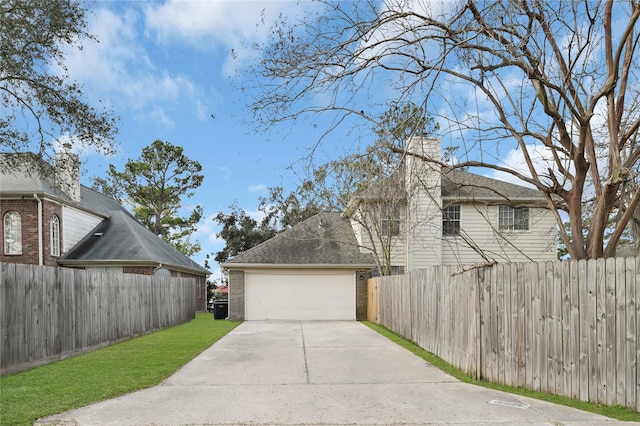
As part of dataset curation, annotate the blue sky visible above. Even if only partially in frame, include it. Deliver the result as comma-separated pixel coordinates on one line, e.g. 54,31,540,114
58,0,550,276
59,1,339,274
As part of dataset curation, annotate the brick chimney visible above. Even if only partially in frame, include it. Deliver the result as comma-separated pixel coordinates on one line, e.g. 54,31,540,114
405,136,442,270
55,143,81,203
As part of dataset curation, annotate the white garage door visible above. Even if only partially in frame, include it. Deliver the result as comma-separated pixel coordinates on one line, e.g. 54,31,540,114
245,270,355,320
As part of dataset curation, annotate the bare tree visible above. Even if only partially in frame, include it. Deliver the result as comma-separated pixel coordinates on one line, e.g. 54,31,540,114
247,0,640,260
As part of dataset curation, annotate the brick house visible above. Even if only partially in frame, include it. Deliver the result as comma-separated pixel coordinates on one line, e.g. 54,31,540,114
0,151,209,311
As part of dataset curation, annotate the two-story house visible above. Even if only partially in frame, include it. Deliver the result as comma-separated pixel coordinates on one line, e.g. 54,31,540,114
345,136,557,275
0,149,209,310
222,137,556,321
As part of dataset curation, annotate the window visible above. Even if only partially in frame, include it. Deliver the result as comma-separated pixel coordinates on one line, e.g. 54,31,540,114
381,208,400,237
50,215,60,256
499,206,529,230
442,205,460,236
4,211,22,254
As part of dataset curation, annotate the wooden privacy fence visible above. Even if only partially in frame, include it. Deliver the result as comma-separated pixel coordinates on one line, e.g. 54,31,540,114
1,263,196,375
368,257,640,410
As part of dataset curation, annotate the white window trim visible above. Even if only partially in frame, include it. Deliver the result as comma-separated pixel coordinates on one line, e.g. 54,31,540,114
50,215,60,257
4,211,22,255
381,209,401,237
498,205,530,231
443,205,461,237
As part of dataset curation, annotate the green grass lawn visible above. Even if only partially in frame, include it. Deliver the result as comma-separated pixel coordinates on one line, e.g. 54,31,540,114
364,321,640,422
1,313,238,426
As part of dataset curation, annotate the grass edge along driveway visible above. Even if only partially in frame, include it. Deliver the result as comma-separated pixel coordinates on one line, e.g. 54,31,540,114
5,318,639,425
1,313,239,426
364,321,640,423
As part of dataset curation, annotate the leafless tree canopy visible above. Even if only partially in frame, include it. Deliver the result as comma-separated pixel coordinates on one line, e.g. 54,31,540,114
247,0,640,260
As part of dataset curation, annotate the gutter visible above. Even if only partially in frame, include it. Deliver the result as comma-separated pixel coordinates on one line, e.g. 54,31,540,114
221,263,376,270
33,193,43,265
58,259,210,276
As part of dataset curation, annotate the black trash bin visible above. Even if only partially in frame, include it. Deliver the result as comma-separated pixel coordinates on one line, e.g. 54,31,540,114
213,300,228,320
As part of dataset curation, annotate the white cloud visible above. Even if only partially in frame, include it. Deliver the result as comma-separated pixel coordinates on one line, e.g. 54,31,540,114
144,1,286,45
147,108,174,128
196,100,209,122
483,138,585,196
58,7,197,127
143,1,320,73
248,183,268,192
193,214,224,245
245,209,267,223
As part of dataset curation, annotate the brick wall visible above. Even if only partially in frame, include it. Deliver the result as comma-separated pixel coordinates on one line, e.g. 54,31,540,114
122,265,156,275
228,270,245,321
0,198,62,267
356,270,369,320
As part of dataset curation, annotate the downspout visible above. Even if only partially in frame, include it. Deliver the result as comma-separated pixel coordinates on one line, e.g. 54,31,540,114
33,194,43,266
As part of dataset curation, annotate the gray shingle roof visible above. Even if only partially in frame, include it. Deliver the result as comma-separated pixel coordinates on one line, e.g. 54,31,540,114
1,153,208,275
0,154,65,198
223,212,375,268
345,166,546,215
59,211,209,275
442,169,544,202
79,185,131,217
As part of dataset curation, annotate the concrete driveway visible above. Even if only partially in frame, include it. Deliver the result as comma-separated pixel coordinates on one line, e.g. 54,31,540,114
38,321,636,425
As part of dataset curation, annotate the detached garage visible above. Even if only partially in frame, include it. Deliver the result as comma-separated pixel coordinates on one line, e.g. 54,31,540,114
245,270,356,320
222,213,375,321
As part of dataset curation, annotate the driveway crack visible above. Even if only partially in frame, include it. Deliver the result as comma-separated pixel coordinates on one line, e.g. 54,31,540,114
299,321,310,384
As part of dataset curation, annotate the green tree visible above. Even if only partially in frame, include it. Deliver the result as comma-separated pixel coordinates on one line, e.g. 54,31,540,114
212,202,277,264
1,0,117,163
93,140,203,256
248,0,640,260
258,184,327,231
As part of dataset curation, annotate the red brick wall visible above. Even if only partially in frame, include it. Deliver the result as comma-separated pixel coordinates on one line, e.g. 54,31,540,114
0,199,62,267
122,265,156,275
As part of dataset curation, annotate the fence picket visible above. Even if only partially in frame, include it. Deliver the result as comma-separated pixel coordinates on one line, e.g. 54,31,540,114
367,256,640,410
1,263,196,375
616,257,627,406
578,259,589,402
625,258,637,409
586,258,597,402
606,257,617,406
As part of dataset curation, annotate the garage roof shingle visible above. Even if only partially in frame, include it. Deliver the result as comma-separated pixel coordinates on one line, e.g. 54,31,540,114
223,212,375,268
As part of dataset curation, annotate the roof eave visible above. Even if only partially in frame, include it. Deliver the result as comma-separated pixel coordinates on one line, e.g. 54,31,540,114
441,196,548,206
221,262,375,270
1,190,109,218
58,259,210,276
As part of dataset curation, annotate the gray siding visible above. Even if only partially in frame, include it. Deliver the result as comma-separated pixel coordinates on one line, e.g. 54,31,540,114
441,204,557,265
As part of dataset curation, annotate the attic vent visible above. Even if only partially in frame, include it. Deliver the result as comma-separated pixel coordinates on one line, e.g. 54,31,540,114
94,232,104,238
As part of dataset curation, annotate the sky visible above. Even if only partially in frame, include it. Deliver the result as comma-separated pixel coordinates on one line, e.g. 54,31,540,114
54,0,577,277
60,1,336,275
